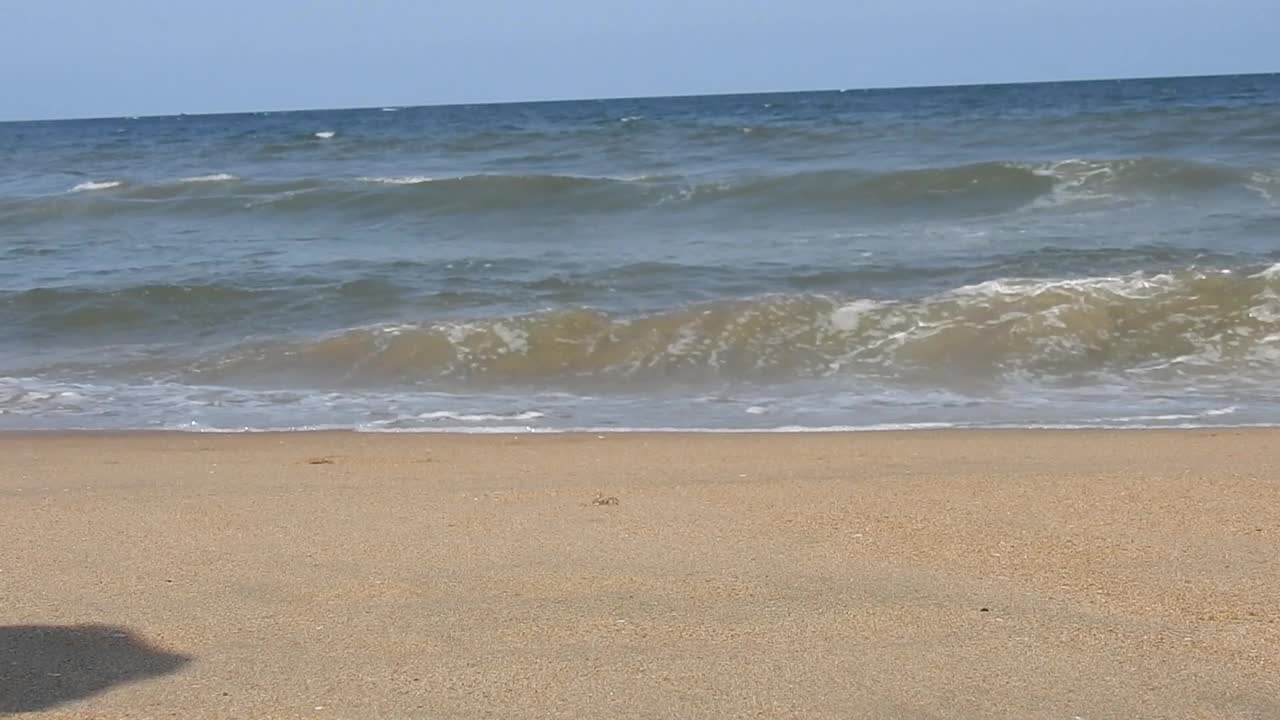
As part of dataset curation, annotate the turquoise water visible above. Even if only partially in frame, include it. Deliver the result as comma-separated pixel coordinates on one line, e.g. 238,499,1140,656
2,74,1280,430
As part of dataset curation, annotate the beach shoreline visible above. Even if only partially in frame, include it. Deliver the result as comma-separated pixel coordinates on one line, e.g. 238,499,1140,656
4,428,1278,718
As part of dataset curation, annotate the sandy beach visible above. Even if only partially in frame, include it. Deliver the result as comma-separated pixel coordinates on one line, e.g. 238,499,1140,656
2,429,1278,718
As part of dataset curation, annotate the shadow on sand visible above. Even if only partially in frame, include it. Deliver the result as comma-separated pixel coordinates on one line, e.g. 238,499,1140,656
0,624,190,714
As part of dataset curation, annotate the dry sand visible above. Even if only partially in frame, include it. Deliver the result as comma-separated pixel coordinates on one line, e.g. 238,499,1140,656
2,429,1278,718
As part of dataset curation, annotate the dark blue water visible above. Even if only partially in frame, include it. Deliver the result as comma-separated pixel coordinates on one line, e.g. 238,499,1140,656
2,74,1279,430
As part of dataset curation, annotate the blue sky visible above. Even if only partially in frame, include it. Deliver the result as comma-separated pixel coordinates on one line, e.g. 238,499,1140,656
4,0,1277,120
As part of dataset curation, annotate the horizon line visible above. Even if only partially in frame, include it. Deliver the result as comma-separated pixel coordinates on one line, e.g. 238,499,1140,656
3,70,1276,125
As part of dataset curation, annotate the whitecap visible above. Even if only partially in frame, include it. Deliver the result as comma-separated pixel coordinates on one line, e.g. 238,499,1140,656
70,180,124,192
177,173,238,183
314,131,336,139
358,176,434,185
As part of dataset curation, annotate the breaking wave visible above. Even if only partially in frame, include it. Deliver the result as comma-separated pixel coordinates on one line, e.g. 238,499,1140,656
148,266,1280,389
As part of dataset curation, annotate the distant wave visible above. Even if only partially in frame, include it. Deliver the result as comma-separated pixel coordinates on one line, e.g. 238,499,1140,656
62,174,234,197
0,244,1247,326
313,130,336,139
251,173,641,215
6,159,1269,227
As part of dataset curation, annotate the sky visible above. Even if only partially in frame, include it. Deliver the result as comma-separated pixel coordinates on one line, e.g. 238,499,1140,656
3,0,1278,121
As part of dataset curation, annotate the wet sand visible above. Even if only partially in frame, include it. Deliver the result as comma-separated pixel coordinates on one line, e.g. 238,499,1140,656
2,430,1278,718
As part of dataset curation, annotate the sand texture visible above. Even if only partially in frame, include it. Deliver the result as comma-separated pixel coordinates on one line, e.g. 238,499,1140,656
2,430,1278,718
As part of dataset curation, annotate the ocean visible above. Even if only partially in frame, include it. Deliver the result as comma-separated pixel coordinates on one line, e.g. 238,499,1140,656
2,74,1279,431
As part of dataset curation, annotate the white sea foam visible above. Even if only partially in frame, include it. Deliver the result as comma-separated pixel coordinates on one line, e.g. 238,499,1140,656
3,373,1268,434
830,299,885,332
70,180,123,192
1246,171,1277,204
1103,413,1201,422
1250,263,1280,280
1247,291,1280,323
136,421,1280,435
413,411,547,423
491,323,530,354
354,422,965,434
1027,159,1120,209
945,272,1177,300
358,176,435,185
177,173,238,183
374,323,422,336
314,131,336,139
